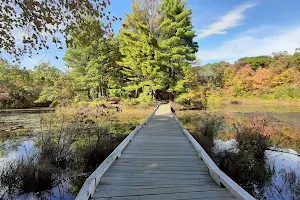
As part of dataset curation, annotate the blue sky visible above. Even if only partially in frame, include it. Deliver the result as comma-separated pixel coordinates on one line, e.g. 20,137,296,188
4,0,300,70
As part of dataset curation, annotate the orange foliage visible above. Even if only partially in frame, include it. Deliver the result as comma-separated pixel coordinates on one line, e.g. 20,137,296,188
250,68,274,94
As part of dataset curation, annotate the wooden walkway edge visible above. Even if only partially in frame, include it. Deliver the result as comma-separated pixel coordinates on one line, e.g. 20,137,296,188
76,104,255,200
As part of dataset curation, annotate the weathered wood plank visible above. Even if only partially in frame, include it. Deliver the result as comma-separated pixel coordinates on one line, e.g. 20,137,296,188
104,169,207,173
109,162,207,167
102,173,211,179
98,178,216,186
94,183,221,192
91,190,235,200
93,185,227,198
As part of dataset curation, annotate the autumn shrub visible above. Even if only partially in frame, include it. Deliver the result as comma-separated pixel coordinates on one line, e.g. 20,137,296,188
20,161,57,193
235,115,273,160
39,130,76,170
197,116,224,139
215,116,273,195
217,151,240,180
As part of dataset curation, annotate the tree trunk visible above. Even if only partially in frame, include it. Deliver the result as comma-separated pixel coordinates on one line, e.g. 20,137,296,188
98,87,101,98
88,89,92,100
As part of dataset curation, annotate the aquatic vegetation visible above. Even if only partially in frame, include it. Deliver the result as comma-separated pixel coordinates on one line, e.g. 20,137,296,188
193,115,224,155
0,153,60,197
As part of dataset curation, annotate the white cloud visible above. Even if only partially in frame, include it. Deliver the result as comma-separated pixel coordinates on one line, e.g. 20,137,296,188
196,3,256,39
197,26,300,63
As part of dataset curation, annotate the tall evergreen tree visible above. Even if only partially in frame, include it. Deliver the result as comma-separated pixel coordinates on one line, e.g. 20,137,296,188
159,0,198,99
118,0,168,100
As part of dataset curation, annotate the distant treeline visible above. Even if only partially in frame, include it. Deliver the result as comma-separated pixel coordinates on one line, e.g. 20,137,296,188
1,49,299,109
193,51,300,102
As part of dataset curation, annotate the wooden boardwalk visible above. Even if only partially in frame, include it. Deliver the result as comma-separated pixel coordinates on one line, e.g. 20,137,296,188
90,105,238,200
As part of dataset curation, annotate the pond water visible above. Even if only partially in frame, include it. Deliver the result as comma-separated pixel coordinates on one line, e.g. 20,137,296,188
0,108,55,142
0,109,75,200
0,138,75,200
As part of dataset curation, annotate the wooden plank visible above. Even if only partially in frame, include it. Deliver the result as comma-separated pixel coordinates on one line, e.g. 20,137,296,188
120,155,197,159
93,185,227,198
94,183,219,192
91,190,235,200
98,179,216,186
126,145,195,151
104,169,209,175
109,162,206,168
121,151,198,156
102,173,211,179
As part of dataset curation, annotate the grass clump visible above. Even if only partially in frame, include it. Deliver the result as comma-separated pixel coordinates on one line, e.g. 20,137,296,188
236,127,270,160
0,154,59,198
73,123,126,172
193,115,224,155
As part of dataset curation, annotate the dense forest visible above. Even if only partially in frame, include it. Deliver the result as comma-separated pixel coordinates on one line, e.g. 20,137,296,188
1,0,300,109
1,49,300,109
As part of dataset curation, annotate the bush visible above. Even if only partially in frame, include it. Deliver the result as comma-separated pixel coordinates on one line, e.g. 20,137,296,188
136,91,153,106
217,151,240,180
216,149,273,196
206,92,223,109
20,162,56,193
235,116,272,160
73,124,126,172
214,117,273,196
193,115,224,155
236,127,270,160
197,116,224,140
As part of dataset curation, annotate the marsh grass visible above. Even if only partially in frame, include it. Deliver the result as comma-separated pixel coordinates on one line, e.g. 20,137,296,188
0,153,60,197
193,115,224,155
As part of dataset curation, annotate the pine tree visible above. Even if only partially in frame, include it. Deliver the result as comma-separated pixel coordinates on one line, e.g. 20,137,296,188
118,0,168,100
159,0,198,99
